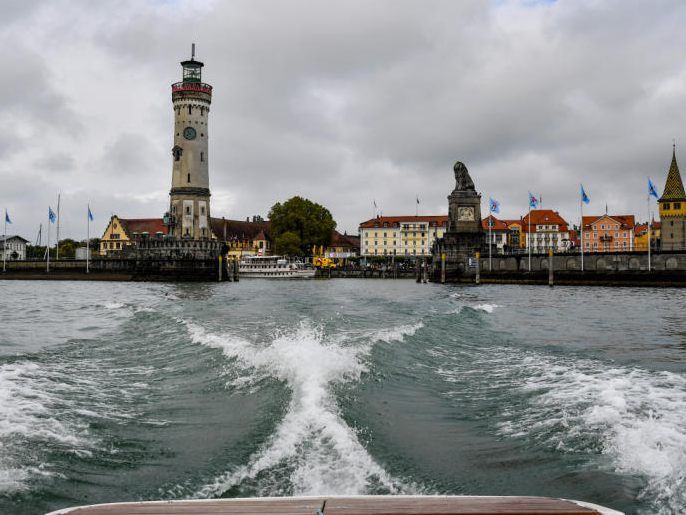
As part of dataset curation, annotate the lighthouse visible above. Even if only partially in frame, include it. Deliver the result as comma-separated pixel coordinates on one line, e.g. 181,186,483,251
168,44,213,239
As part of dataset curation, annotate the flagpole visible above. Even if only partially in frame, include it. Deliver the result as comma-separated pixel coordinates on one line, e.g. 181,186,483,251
489,214,492,272
56,193,61,261
648,189,652,272
47,210,51,273
2,209,7,273
580,189,584,272
528,203,531,272
86,204,90,274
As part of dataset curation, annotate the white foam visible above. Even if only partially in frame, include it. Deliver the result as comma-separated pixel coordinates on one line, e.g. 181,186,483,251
103,302,125,310
472,303,499,313
185,320,409,497
369,322,424,344
491,355,686,513
0,358,153,493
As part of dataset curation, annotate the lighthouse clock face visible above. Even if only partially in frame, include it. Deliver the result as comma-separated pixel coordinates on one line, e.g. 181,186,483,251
183,127,197,140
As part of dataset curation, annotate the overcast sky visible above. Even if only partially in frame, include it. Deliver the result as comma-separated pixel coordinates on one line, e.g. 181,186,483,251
1,0,685,241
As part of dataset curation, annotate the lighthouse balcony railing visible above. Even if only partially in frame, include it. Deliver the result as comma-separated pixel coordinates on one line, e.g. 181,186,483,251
171,82,213,95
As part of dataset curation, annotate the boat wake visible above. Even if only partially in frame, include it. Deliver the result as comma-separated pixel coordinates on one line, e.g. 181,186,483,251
435,344,686,514
0,356,153,495
183,320,417,497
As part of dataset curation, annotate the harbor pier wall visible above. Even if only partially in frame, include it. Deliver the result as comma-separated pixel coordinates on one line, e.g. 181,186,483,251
0,258,231,282
435,250,686,286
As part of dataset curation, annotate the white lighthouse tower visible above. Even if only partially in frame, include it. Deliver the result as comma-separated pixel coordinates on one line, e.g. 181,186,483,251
167,44,213,239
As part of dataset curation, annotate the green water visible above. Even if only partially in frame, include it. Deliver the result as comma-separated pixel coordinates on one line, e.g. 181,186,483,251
1,280,685,514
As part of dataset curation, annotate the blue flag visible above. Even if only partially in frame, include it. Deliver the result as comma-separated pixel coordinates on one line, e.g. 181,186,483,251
489,197,500,214
4,211,11,224
648,178,659,199
528,192,538,209
49,207,56,224
88,206,94,221
580,184,590,205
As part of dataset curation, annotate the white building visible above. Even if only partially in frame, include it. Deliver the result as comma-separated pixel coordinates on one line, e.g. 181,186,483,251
521,210,571,253
0,235,29,260
359,216,448,257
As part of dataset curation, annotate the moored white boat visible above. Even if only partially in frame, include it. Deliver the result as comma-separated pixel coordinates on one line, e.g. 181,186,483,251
239,255,316,278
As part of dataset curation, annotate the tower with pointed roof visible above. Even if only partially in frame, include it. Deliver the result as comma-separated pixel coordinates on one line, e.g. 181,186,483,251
658,145,686,250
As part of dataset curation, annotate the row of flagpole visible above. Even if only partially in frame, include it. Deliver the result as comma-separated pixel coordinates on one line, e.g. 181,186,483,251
486,177,660,272
2,204,94,273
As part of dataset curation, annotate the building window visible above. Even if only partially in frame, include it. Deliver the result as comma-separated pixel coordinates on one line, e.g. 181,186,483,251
201,206,205,215
675,202,682,210
187,173,191,183
201,152,204,162
188,105,192,115
186,206,190,215
665,203,671,210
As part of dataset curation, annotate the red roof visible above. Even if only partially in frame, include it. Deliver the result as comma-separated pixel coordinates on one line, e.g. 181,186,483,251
481,215,508,231
581,214,635,230
359,215,448,229
331,230,360,249
635,221,660,235
120,218,168,235
521,210,569,232
569,229,580,246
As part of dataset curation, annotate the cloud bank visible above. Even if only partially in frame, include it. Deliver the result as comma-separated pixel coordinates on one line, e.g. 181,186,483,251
1,0,685,240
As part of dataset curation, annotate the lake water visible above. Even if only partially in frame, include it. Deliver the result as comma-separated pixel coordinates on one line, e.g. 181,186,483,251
1,280,685,515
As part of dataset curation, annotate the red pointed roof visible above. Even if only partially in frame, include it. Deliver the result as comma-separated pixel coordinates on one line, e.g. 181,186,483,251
119,218,168,236
582,214,635,230
521,210,569,232
481,215,508,231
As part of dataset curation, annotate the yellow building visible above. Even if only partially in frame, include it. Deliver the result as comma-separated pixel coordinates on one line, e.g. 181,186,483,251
359,216,448,257
503,220,524,249
634,221,661,251
99,216,168,256
658,147,686,250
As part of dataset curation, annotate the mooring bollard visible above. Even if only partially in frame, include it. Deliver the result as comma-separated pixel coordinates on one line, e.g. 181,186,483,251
548,248,554,287
475,252,481,285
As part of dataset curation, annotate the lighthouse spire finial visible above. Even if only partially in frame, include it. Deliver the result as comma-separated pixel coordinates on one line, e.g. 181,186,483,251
191,43,195,60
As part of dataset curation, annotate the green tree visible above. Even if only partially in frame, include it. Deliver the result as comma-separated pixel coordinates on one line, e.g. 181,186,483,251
273,231,303,256
269,196,336,255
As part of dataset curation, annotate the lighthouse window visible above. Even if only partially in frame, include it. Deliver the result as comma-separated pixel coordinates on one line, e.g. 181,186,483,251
187,173,191,183
201,152,204,162
201,206,205,214
188,105,192,115
186,206,190,215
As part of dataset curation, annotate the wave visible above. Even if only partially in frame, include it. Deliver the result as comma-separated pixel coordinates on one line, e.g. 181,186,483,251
367,322,424,344
435,345,686,514
472,304,499,313
0,356,154,494
184,320,412,497
497,356,686,514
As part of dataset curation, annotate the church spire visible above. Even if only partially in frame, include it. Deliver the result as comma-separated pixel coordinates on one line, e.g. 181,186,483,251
659,143,686,201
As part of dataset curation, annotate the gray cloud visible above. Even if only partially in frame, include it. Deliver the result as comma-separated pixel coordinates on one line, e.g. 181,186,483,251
1,0,686,241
